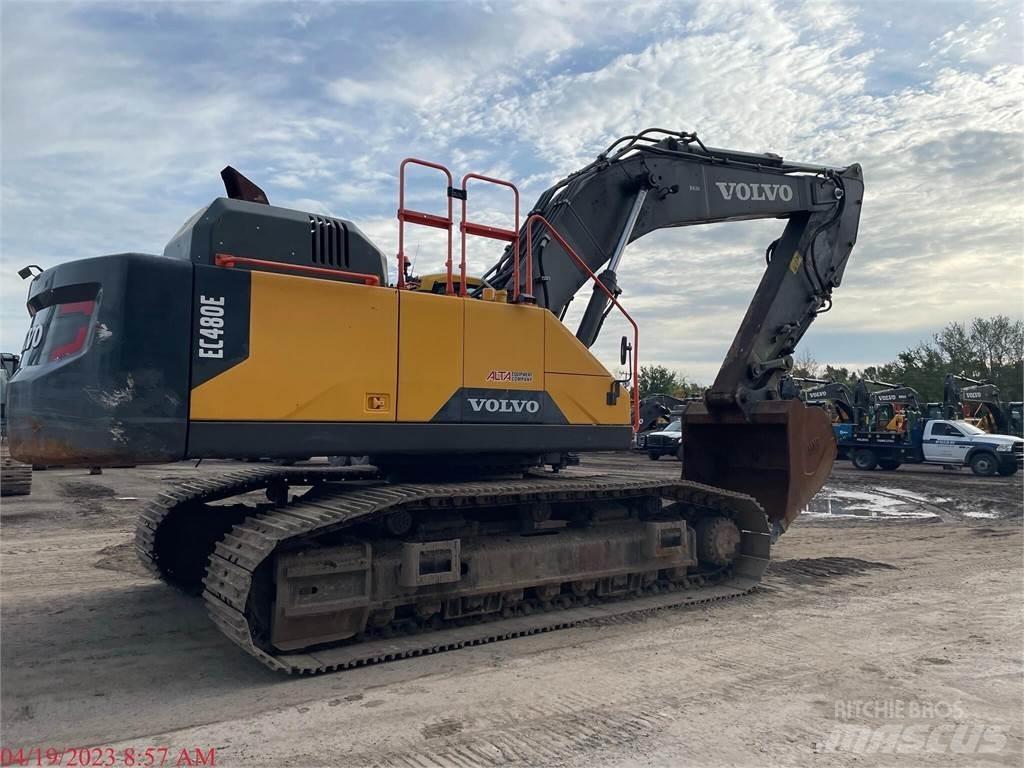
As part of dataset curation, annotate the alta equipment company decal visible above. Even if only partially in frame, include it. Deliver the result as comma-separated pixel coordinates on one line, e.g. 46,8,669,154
486,370,533,383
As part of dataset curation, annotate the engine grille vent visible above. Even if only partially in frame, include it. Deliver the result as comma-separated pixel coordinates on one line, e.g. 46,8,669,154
310,216,346,266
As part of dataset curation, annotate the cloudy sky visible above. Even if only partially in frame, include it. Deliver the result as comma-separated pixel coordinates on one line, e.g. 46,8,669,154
2,0,1022,384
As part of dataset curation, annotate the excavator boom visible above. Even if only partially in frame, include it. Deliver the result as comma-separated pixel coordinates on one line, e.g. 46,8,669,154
483,130,863,530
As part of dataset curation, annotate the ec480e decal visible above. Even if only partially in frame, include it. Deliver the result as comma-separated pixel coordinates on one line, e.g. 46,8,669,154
197,295,226,359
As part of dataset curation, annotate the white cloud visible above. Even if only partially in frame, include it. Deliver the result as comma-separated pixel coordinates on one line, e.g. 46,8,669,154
928,17,1009,65
1,0,1021,386
432,0,1024,372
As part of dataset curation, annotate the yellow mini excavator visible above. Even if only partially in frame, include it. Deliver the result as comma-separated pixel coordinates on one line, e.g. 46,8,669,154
8,129,863,673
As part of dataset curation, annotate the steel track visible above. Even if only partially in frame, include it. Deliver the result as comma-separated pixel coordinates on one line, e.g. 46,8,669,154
136,467,771,674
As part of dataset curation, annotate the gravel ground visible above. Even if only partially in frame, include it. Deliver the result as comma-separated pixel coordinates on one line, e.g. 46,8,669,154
1,455,1021,767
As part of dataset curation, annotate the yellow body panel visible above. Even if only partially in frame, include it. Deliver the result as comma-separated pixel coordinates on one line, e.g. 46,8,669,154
191,272,628,429
463,300,545,391
543,312,612,377
191,272,398,421
546,373,629,425
397,291,464,421
543,312,626,424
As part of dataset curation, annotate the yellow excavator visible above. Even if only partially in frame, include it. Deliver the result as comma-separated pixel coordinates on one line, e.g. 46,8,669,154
8,129,863,673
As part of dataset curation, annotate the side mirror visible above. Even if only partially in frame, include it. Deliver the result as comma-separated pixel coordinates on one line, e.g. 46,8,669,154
620,335,631,366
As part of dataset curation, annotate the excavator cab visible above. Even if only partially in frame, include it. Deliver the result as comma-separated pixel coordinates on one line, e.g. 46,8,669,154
411,272,485,295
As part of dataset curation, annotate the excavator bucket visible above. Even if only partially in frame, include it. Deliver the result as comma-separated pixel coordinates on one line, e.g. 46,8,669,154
682,399,836,533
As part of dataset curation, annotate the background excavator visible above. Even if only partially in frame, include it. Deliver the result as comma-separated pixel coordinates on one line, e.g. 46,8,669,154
783,376,855,423
781,376,857,458
637,393,687,436
853,378,922,431
7,129,863,673
927,373,1022,436
635,393,700,452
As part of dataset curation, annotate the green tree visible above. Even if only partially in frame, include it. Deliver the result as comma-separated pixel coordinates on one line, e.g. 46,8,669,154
933,322,977,375
791,350,821,379
637,365,680,399
822,365,853,386
636,365,703,399
849,315,1023,402
671,374,703,399
966,316,1024,396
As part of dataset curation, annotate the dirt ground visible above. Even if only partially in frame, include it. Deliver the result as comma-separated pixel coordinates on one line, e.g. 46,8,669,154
1,454,1021,767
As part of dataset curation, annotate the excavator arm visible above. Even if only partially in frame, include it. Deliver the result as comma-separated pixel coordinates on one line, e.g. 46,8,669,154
786,378,856,423
483,129,865,531
483,129,863,404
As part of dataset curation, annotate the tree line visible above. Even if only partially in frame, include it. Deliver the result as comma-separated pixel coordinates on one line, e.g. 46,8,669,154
637,315,1023,402
636,365,703,400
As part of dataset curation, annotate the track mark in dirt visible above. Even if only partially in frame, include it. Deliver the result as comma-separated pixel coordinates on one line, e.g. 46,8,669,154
584,592,758,630
94,541,149,577
971,527,1018,538
60,481,120,517
59,481,116,499
368,693,677,768
9,704,34,722
422,718,464,739
767,557,898,584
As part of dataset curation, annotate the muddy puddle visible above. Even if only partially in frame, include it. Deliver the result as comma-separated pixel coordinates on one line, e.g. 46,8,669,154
804,485,943,519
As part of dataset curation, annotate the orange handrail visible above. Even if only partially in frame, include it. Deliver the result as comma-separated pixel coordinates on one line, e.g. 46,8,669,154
460,173,522,300
525,215,640,431
398,158,454,293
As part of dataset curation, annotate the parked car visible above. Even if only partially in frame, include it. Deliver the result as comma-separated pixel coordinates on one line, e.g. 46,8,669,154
646,418,682,460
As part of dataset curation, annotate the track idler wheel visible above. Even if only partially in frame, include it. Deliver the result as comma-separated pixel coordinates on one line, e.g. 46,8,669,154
695,516,741,567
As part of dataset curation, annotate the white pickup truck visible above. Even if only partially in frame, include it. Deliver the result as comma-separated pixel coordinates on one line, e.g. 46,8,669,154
643,418,682,460
839,419,1023,476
